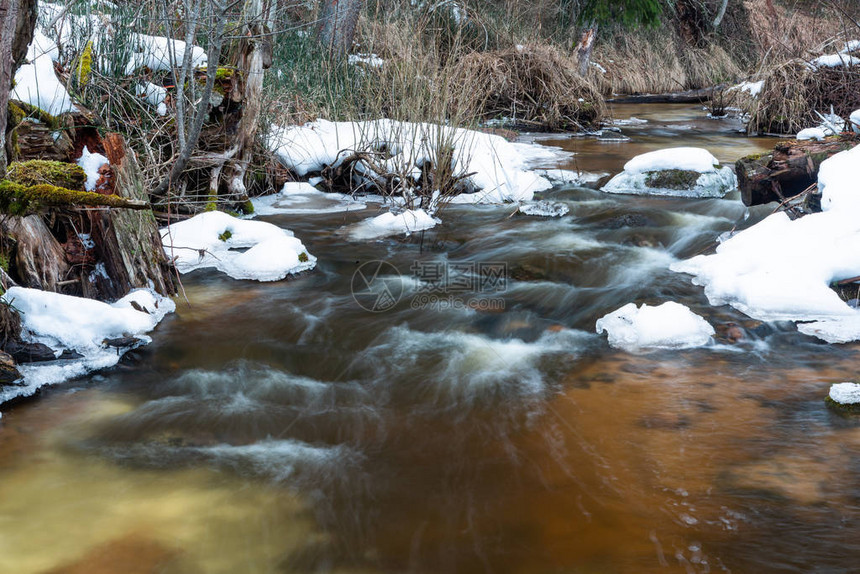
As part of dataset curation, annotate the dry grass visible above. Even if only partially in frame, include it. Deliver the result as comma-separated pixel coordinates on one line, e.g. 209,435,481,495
449,44,605,130
747,60,860,134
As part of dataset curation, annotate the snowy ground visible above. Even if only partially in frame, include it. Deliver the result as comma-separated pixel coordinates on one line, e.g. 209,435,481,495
672,144,860,343
0,287,174,407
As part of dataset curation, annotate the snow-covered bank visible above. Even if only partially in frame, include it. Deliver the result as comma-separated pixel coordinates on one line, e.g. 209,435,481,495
601,147,737,198
595,301,715,353
160,211,316,281
266,119,569,204
672,144,860,343
0,287,174,406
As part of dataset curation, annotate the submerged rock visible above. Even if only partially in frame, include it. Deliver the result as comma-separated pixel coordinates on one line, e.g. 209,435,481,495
826,382,860,413
601,147,737,198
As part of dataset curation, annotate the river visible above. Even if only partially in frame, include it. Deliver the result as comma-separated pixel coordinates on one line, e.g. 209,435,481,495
0,104,858,573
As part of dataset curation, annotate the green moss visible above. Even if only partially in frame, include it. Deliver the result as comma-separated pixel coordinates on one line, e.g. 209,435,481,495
0,180,147,216
0,253,9,273
298,252,308,263
7,102,25,127
215,67,236,81
76,41,94,86
10,101,60,130
240,199,254,215
825,396,860,414
218,229,233,242
6,160,87,190
645,169,700,190
204,198,218,212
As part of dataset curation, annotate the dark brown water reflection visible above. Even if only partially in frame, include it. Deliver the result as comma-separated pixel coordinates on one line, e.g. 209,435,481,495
1,105,859,574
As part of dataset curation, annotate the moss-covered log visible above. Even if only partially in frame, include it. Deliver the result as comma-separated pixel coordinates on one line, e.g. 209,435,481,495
0,179,149,216
735,134,858,206
6,160,86,189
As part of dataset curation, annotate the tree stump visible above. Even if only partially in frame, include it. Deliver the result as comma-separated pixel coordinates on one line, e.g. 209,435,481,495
81,133,175,300
735,135,858,206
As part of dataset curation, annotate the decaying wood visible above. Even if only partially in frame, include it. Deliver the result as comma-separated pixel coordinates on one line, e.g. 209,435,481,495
608,86,727,104
735,134,858,206
1,214,70,291
575,24,597,76
81,133,175,300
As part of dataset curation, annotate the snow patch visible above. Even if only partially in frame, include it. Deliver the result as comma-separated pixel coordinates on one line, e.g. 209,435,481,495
797,127,826,141
76,146,109,191
829,382,860,405
160,211,316,281
12,32,75,116
595,301,715,353
266,119,568,204
348,53,384,67
347,209,439,240
672,144,860,341
0,287,174,405
622,147,720,174
809,53,860,69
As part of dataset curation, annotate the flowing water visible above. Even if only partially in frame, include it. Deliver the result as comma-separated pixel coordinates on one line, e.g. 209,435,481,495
1,104,859,573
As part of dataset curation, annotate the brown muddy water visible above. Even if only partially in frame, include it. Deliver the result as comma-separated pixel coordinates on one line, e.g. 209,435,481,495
1,105,858,573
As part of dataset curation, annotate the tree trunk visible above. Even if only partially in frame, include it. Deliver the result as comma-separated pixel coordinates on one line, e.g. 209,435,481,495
0,0,36,176
317,0,363,57
221,0,271,198
575,22,597,76
735,135,858,206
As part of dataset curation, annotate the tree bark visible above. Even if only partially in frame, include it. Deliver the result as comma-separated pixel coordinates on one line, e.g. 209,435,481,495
735,135,858,206
0,0,21,178
2,214,70,291
317,0,363,57
0,0,35,176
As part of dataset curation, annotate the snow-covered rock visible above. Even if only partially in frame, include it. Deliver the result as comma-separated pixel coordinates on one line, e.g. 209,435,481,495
251,182,366,215
601,147,737,198
518,200,569,217
672,144,860,342
828,382,860,407
347,209,439,240
0,287,174,405
266,119,567,204
160,211,316,281
595,301,715,353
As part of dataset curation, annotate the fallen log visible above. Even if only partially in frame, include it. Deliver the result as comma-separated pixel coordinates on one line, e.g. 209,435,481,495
608,85,727,104
735,134,858,206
